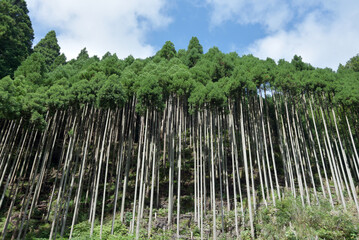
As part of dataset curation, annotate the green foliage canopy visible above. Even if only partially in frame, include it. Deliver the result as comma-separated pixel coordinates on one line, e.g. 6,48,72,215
0,0,34,78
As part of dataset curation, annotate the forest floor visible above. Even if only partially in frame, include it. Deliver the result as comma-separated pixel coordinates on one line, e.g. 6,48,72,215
1,157,359,239
1,190,359,239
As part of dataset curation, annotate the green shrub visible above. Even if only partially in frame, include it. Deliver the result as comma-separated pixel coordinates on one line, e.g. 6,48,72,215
255,195,359,239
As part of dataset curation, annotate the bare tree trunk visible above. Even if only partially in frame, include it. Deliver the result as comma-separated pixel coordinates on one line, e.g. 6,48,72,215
285,99,305,206
100,117,113,239
320,106,346,209
168,97,175,227
49,113,78,240
209,111,217,240
135,109,149,239
240,100,254,238
148,111,158,237
69,107,94,239
90,109,111,237
130,114,144,233
111,108,126,232
309,96,333,206
217,114,225,234
176,100,182,238
346,115,359,177
230,111,239,238
332,109,359,213
259,92,276,205
120,98,136,222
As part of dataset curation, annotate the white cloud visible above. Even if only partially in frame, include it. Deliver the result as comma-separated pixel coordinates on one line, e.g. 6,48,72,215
207,0,359,70
206,0,292,32
27,0,171,59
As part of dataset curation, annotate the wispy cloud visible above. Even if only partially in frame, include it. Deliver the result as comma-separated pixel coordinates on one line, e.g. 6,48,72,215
27,0,172,59
206,0,359,69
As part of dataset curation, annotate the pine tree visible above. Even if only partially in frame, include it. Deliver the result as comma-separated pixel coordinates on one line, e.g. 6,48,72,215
33,30,61,71
159,41,176,60
186,37,203,68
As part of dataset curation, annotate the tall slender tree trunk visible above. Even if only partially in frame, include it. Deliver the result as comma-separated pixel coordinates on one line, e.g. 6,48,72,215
209,111,216,240
176,99,182,238
309,96,333,206
90,109,111,237
240,100,254,238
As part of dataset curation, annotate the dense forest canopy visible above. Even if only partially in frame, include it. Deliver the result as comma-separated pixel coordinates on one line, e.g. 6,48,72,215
0,0,358,123
1,33,359,124
1,1,359,239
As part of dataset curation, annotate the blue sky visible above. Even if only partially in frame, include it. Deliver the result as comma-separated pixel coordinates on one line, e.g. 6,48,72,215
27,0,359,70
146,1,267,54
